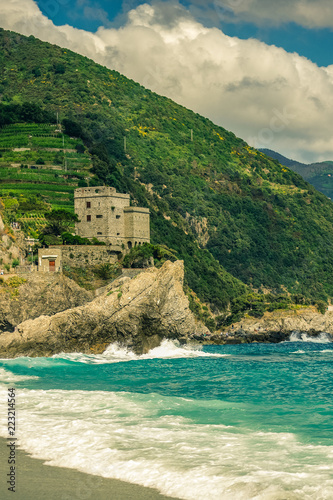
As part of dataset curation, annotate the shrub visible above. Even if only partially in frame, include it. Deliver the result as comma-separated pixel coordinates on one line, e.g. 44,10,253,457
123,243,177,269
316,300,327,315
204,317,216,331
54,63,65,74
6,276,26,287
94,262,121,281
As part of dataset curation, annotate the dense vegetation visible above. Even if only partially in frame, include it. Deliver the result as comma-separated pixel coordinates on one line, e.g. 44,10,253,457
261,149,333,201
1,28,333,320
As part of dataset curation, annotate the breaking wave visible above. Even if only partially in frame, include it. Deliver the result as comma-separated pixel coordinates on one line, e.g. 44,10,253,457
289,331,332,343
0,367,39,384
52,339,229,364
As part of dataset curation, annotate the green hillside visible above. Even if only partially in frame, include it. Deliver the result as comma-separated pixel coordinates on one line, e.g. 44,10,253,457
0,121,92,209
1,28,333,318
261,149,333,200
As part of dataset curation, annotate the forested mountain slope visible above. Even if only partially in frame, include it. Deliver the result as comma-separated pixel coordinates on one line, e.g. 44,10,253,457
261,148,333,201
1,28,333,314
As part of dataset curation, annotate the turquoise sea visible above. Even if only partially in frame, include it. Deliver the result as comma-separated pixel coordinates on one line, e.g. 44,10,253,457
1,335,333,499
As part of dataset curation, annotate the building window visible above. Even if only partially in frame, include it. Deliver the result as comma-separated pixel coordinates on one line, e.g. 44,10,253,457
86,202,91,208
87,215,91,222
117,233,120,235
96,215,103,219
97,232,102,235
116,215,120,219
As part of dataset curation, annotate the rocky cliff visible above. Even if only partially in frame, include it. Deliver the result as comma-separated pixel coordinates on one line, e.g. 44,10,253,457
0,260,207,357
0,213,26,270
0,273,94,333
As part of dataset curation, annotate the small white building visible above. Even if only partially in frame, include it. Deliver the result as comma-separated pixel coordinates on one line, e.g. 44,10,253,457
38,248,62,272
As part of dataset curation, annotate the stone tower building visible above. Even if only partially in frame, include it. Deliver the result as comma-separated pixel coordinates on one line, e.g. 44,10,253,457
74,186,150,251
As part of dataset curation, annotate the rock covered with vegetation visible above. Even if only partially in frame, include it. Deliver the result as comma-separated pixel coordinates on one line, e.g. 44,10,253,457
231,306,333,337
0,212,25,272
0,260,207,357
209,306,333,345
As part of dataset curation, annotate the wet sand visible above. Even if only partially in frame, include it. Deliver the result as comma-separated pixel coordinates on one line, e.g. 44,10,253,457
0,437,180,500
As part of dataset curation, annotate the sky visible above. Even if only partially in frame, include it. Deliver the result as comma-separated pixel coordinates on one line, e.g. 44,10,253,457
1,0,333,163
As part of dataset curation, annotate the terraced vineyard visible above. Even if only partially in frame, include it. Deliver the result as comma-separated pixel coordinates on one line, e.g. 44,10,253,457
0,123,92,210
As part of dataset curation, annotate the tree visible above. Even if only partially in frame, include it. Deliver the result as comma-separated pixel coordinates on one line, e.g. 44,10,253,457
54,63,65,74
42,210,79,237
62,119,84,139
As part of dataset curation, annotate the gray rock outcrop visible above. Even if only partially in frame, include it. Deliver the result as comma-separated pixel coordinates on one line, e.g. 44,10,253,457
213,307,333,344
0,213,26,269
235,307,333,335
0,273,94,333
0,260,207,357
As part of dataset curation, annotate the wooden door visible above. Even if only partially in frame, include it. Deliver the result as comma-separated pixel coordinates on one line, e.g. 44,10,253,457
49,260,56,272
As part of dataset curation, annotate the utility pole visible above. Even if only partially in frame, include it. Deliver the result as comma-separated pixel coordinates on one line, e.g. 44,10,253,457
63,135,66,171
190,129,193,142
29,247,33,272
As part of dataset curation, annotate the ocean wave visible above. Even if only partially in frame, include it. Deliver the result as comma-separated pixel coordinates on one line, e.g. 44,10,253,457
291,349,333,354
0,367,39,383
289,332,332,343
1,387,332,500
52,339,229,364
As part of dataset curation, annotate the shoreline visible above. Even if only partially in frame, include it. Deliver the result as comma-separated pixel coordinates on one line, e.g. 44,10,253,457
0,437,181,500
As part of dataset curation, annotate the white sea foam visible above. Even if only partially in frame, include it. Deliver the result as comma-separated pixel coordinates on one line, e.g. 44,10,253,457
289,332,332,343
52,339,229,364
292,349,333,354
0,367,39,384
0,387,332,500
141,340,229,359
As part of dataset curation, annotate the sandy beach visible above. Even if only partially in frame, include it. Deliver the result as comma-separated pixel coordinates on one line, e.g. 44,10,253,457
0,438,180,500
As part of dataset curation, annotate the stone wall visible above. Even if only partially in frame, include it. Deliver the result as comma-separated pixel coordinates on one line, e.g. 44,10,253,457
52,245,119,268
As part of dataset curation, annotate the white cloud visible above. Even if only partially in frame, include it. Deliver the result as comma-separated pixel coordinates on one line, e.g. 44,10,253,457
1,0,333,162
192,0,333,29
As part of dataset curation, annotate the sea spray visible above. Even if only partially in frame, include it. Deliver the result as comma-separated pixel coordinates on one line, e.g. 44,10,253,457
51,339,229,364
289,331,332,343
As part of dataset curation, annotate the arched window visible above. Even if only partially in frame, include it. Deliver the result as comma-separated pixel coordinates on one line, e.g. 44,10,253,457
128,241,132,249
